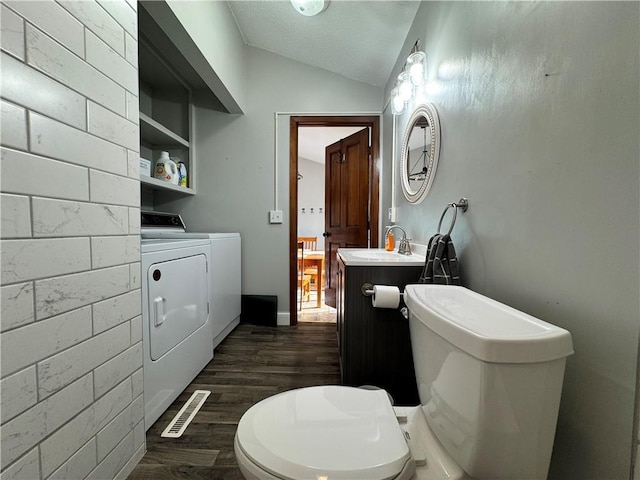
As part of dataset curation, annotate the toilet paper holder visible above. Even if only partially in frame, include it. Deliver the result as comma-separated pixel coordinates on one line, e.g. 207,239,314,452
361,282,404,297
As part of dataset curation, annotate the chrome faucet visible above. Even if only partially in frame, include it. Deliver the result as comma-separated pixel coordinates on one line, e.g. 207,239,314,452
385,225,412,255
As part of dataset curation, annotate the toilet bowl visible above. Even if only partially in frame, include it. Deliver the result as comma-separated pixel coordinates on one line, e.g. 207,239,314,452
235,285,573,480
234,385,417,480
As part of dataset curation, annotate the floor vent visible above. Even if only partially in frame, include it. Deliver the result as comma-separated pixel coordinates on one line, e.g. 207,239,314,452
161,390,211,438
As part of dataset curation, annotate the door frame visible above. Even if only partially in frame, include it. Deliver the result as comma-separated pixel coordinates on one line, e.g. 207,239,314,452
289,115,381,325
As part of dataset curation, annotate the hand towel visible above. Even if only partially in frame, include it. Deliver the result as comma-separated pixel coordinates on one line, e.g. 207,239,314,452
419,234,461,285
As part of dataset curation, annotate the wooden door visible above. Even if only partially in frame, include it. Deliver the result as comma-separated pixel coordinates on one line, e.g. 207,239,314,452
324,128,370,307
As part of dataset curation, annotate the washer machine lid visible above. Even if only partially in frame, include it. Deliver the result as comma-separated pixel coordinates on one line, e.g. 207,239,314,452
236,385,411,480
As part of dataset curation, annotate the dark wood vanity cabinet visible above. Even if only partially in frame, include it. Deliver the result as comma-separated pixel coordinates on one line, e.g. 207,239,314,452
336,256,421,406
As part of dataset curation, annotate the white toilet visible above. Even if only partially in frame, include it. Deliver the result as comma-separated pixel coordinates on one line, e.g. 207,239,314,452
234,285,574,480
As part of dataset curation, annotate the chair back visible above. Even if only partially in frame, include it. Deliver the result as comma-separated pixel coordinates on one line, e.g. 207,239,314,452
298,236,317,251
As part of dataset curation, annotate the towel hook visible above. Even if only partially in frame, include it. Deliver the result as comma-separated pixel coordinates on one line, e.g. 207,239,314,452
437,198,469,235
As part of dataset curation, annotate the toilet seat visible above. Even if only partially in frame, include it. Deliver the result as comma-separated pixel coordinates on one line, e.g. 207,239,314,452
235,385,415,480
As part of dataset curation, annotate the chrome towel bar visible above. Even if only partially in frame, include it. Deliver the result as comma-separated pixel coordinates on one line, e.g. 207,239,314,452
437,198,469,236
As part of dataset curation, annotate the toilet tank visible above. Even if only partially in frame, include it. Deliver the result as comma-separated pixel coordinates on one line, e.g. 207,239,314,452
403,285,573,480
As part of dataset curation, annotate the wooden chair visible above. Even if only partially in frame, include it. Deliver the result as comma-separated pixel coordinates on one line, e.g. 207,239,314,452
298,236,319,290
298,236,317,251
297,241,311,310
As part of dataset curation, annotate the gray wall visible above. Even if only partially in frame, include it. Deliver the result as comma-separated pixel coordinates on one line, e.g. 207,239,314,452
157,46,382,324
383,2,639,478
0,1,144,478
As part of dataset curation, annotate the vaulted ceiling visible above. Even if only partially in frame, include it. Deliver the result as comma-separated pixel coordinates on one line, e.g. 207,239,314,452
227,1,421,88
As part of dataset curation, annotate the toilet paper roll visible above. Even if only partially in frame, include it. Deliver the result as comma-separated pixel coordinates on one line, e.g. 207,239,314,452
372,285,401,309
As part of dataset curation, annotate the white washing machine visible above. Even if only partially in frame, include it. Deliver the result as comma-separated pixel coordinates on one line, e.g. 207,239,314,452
141,211,241,350
141,237,213,430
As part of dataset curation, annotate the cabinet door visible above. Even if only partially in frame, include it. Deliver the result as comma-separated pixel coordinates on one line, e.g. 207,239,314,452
342,264,421,406
336,259,345,377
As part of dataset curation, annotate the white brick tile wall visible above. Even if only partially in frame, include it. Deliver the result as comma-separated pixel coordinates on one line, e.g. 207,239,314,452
0,448,39,480
1,237,91,284
86,30,138,93
124,0,137,13
1,147,89,201
92,290,141,334
39,378,132,477
1,307,92,377
88,431,134,480
131,393,144,426
96,0,137,39
132,419,145,455
127,149,140,178
1,53,87,129
26,24,126,116
87,100,138,150
131,368,144,398
124,32,138,68
93,342,142,399
4,0,85,57
32,198,129,237
58,0,125,56
35,264,130,320
0,367,37,423
90,169,140,207
0,4,25,61
91,235,140,268
130,262,141,289
0,282,34,332
0,194,31,238
130,314,142,344
129,206,141,234
37,321,131,399
96,398,137,461
1,374,93,469
30,112,128,176
126,91,139,124
1,100,27,150
0,2,141,477
48,439,97,480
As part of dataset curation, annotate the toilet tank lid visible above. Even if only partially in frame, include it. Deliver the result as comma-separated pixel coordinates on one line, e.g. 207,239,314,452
404,285,574,363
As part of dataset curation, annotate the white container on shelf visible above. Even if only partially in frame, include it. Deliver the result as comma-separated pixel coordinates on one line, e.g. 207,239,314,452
140,158,151,177
154,151,179,184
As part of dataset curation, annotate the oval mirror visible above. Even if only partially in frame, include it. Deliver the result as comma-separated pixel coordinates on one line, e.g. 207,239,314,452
400,104,441,204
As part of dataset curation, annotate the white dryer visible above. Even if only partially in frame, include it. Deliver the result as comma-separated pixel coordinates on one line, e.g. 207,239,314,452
141,211,241,350
141,237,213,430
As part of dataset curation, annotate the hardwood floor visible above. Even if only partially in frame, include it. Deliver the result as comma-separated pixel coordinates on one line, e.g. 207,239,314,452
127,322,341,479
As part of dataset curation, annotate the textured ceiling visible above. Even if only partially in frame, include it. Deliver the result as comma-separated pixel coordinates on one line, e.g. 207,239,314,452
227,0,421,87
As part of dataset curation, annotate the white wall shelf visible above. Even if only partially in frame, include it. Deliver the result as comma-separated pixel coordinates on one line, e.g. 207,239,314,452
140,112,190,148
140,175,195,195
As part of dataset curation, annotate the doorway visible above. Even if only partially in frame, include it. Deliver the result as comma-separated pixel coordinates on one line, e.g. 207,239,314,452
289,116,381,325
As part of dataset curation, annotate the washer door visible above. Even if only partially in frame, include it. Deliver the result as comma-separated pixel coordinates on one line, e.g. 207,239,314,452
147,253,208,360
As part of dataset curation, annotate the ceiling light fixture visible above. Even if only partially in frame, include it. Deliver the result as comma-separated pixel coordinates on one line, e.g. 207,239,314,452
290,0,329,16
391,40,427,116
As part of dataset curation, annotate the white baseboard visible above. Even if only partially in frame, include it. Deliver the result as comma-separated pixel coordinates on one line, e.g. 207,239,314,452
277,311,290,326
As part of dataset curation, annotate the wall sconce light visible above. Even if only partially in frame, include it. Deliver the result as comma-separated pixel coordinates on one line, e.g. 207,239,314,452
291,0,329,16
391,41,427,116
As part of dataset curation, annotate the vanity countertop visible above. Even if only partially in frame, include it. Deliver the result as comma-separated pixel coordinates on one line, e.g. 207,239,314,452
338,247,426,267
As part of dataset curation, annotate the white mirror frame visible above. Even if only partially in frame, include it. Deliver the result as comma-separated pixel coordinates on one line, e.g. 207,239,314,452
400,103,441,204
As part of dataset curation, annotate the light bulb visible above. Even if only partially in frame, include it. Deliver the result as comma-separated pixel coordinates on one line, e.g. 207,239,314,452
391,88,404,115
407,51,426,86
397,71,413,102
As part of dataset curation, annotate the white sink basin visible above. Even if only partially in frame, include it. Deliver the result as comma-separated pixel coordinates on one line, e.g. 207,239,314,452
338,248,425,266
